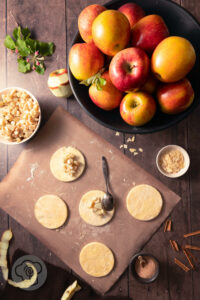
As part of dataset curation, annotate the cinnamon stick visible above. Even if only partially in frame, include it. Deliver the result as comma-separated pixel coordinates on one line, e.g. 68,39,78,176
184,245,200,251
170,240,179,252
185,249,199,264
184,230,200,238
164,219,172,232
183,249,195,269
174,258,190,272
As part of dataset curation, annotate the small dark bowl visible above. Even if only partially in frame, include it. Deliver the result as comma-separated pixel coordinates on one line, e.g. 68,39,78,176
130,252,160,283
68,0,200,134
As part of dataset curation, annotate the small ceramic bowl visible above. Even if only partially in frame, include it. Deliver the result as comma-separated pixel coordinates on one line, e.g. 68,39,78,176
130,252,160,284
156,145,190,178
0,87,41,145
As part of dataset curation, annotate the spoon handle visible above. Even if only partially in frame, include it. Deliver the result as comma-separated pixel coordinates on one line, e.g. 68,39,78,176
102,156,109,193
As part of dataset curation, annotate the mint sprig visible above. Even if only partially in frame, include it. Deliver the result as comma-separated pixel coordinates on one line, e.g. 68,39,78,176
80,68,107,91
4,26,55,74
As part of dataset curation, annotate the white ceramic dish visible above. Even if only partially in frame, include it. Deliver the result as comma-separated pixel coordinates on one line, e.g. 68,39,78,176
0,87,41,145
156,145,190,178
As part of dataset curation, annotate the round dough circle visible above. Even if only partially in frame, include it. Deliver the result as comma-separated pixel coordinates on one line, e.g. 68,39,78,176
79,242,115,277
79,190,114,226
34,194,68,229
126,184,163,221
50,146,85,182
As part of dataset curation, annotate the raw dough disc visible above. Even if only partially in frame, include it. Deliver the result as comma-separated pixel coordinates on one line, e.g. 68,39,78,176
79,242,115,277
34,194,68,229
50,146,85,182
79,190,115,226
126,184,163,221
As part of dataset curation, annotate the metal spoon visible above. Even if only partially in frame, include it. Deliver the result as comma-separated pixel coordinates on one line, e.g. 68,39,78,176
101,156,114,211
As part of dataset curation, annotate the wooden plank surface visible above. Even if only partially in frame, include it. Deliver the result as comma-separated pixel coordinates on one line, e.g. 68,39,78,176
0,0,200,299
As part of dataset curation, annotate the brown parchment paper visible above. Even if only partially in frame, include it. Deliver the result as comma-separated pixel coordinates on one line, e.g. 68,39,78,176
0,107,180,294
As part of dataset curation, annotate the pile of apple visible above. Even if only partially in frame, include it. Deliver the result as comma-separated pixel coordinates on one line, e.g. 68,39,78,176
69,3,196,127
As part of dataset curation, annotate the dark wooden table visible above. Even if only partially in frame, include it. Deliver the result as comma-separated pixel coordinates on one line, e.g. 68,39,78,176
0,0,200,299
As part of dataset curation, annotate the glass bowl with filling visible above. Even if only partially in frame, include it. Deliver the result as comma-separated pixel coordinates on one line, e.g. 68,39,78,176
156,145,190,178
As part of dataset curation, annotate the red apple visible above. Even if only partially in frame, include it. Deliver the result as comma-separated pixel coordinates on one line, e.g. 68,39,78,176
140,72,158,94
89,71,123,110
109,47,149,92
132,14,169,54
120,91,156,126
118,3,145,29
157,78,194,114
68,42,104,81
78,4,106,43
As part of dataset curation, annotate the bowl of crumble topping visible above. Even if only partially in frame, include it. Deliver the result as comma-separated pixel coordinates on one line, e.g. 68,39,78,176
156,145,190,178
0,87,41,145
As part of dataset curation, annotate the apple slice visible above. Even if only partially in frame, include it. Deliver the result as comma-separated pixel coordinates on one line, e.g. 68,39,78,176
48,69,72,98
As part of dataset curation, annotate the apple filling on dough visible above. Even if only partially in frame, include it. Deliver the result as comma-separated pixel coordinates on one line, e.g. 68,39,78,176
64,153,80,177
88,197,106,217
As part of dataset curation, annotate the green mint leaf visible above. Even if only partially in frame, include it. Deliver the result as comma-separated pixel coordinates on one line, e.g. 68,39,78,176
34,63,45,75
35,41,55,56
17,58,31,73
4,35,16,50
98,77,106,87
13,26,21,40
16,38,30,56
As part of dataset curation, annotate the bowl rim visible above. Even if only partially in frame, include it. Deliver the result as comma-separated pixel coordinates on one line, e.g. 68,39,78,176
156,144,190,178
68,0,200,134
0,86,41,145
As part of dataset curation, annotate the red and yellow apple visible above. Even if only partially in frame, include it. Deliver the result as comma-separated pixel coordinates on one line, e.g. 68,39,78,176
89,71,123,110
157,78,194,114
152,36,196,83
78,4,106,43
120,91,156,126
109,47,149,92
118,3,145,29
92,10,131,56
140,72,158,94
68,42,104,81
132,14,169,54
48,69,72,98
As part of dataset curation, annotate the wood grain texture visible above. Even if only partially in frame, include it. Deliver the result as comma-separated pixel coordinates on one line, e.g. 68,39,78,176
0,0,8,290
0,0,200,299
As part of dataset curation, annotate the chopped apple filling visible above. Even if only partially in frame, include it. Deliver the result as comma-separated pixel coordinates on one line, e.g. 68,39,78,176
64,153,79,177
88,197,106,217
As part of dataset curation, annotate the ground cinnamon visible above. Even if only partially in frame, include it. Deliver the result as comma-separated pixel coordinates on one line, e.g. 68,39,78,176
135,255,158,279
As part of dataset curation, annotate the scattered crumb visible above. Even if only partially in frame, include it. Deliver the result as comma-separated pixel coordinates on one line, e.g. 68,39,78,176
129,148,136,153
120,144,128,149
115,132,120,136
127,136,135,143
134,152,138,156
139,148,143,152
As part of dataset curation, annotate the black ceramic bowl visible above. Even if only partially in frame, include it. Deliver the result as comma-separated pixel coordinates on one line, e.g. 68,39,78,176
130,252,160,283
68,0,200,134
